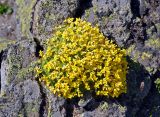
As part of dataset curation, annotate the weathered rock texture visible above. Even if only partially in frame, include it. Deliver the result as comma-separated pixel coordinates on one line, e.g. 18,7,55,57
0,0,160,117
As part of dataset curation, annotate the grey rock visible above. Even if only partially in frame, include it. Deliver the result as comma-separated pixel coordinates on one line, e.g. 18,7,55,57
82,0,132,47
0,0,159,117
46,92,66,117
0,39,37,95
0,0,17,40
32,0,78,43
23,80,40,103
127,0,160,74
75,101,126,117
0,39,41,117
78,93,92,107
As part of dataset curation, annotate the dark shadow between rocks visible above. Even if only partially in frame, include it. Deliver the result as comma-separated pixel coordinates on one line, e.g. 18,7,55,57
64,98,77,117
38,82,47,117
0,50,3,69
117,56,151,117
34,38,44,58
130,0,140,18
0,50,3,93
73,0,93,18
136,70,160,117
62,56,152,117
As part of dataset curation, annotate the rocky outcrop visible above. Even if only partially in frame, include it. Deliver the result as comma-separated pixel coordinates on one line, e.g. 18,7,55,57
32,0,79,43
0,40,41,117
0,0,160,117
82,0,132,47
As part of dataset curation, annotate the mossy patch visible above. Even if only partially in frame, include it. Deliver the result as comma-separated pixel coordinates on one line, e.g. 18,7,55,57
145,38,160,49
0,3,13,15
17,62,36,80
0,37,15,51
99,102,109,111
16,0,37,38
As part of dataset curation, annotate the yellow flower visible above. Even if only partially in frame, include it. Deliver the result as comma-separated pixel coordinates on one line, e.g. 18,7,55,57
36,18,128,99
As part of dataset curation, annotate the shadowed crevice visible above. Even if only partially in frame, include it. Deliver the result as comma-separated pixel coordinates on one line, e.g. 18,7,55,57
39,82,47,117
135,70,160,116
30,0,41,34
64,99,74,117
0,50,4,93
34,38,44,58
0,50,3,69
73,0,93,18
130,0,140,18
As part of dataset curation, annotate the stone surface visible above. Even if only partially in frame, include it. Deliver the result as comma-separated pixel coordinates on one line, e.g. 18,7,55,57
15,0,38,39
1,39,37,95
0,40,41,117
82,0,132,47
0,0,160,117
32,0,78,43
0,0,16,40
126,0,160,75
0,1,17,52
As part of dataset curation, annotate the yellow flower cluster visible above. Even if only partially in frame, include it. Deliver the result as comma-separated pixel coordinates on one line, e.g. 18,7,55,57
36,18,128,99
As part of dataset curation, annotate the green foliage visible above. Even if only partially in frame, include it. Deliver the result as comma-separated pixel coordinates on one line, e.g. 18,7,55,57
0,4,13,14
36,18,128,99
155,78,160,93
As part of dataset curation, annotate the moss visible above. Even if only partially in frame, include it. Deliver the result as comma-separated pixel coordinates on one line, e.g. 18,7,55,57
17,62,36,79
155,23,160,32
84,9,90,20
0,3,13,14
145,38,160,49
0,38,15,51
0,91,7,97
18,114,24,117
24,103,39,116
93,5,98,14
16,0,37,38
155,78,160,93
118,105,126,113
99,102,109,111
7,55,23,84
108,14,115,21
127,44,135,55
141,52,152,60
47,99,52,117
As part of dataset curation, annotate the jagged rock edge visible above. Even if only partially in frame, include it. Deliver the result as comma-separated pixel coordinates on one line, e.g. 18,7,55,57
0,50,3,93
33,38,46,117
30,0,41,34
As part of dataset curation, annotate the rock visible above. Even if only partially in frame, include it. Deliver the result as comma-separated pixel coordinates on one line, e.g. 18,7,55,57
0,1,17,52
15,0,38,39
0,39,42,117
0,0,159,116
137,71,160,116
78,93,92,107
32,0,78,43
23,80,40,103
74,101,126,117
0,80,41,117
0,39,37,95
0,0,16,40
126,0,160,74
124,58,151,116
82,0,132,47
45,92,66,117
0,37,15,52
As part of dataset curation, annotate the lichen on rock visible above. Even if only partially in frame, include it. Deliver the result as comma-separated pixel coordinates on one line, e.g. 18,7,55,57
15,0,37,38
32,0,78,43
